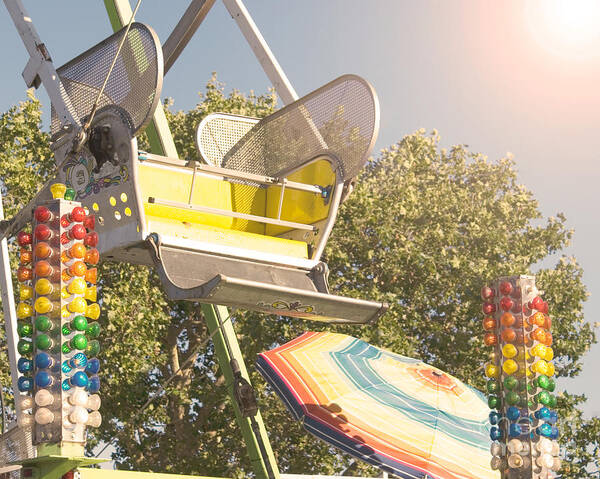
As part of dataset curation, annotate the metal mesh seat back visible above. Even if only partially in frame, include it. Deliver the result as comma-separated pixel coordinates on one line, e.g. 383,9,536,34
0,425,34,472
196,114,259,167
222,74,379,181
50,23,163,136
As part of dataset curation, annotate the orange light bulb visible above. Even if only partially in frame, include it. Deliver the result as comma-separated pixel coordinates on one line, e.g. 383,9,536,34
85,268,97,285
500,312,515,327
17,266,33,282
34,242,53,259
69,261,87,277
20,249,32,265
68,243,86,259
84,248,99,265
34,261,54,278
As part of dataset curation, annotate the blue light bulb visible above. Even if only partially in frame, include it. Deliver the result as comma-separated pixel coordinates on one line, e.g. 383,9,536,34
34,371,53,388
17,376,33,392
489,411,501,425
535,407,551,421
548,410,558,425
69,352,88,369
87,375,100,393
509,423,522,438
17,358,33,373
61,360,73,375
506,406,520,421
70,371,89,388
536,423,552,437
85,358,100,375
490,426,503,441
550,426,559,439
35,352,53,369
62,379,71,391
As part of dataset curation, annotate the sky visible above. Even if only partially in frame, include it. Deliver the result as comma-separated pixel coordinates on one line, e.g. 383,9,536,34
0,0,598,427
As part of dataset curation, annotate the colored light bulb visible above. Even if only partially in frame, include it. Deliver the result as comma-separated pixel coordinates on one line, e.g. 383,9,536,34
537,423,552,437
17,322,33,340
34,297,54,314
535,406,551,421
87,375,100,393
34,224,52,241
84,231,99,247
86,322,101,338
500,312,515,327
499,281,513,295
70,334,88,351
34,278,54,296
35,352,53,369
485,363,500,378
62,343,71,354
70,315,88,332
482,302,496,314
61,214,72,228
83,215,95,231
64,187,76,201
34,261,54,278
62,269,72,282
19,285,33,300
86,303,100,320
501,327,516,343
85,358,100,375
488,395,499,409
500,296,513,312
490,426,503,441
508,423,522,438
20,249,32,265
68,224,86,240
502,344,517,358
69,352,88,369
34,389,54,407
482,316,496,331
84,286,97,302
62,323,72,336
35,334,53,350
486,379,499,394
506,406,520,421
489,411,501,425
533,360,549,375
17,376,33,392
34,371,53,388
86,340,100,357
503,359,518,375
506,391,520,405
17,266,33,282
503,376,518,391
484,332,498,346
17,358,33,373
85,268,97,284
547,378,556,392
547,394,557,408
61,360,73,375
61,287,70,299
70,371,89,388
69,261,87,277
544,347,554,361
60,232,70,245
67,297,87,314
62,379,71,391
50,183,67,199
537,375,550,390
16,302,33,319
481,285,495,300
84,248,99,265
34,206,53,223
69,207,86,223
68,243,86,259
87,394,101,411
17,231,33,246
17,339,32,355
34,242,53,260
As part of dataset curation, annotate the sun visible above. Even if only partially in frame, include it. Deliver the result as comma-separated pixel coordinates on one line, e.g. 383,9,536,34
526,0,600,59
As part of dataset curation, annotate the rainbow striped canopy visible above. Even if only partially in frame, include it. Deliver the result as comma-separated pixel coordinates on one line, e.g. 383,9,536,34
257,332,498,479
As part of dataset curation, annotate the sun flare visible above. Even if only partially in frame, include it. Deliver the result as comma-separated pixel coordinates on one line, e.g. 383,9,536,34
526,0,600,59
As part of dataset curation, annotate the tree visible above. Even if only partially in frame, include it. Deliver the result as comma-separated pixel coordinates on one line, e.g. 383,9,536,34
0,78,597,478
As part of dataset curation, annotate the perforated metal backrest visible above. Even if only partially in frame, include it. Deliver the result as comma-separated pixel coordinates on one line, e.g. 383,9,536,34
50,23,163,136
222,75,379,181
0,424,34,472
196,113,259,167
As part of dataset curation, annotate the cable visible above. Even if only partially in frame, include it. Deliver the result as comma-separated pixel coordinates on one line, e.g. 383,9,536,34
94,316,229,458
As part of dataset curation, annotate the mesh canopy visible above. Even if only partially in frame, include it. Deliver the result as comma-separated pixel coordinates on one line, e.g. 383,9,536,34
197,114,258,167
51,23,163,136
222,75,379,181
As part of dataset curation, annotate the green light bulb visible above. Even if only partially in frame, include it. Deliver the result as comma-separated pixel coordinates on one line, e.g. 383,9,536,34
62,343,71,354
64,188,76,201
70,334,87,351
17,339,32,355
35,315,52,332
506,391,520,406
35,334,52,350
503,376,518,391
17,321,33,337
86,339,100,356
86,322,101,338
71,315,88,331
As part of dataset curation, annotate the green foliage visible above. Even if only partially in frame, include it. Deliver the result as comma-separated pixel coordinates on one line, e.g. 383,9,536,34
0,78,597,478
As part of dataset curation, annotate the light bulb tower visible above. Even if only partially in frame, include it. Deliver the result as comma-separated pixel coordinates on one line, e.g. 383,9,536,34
482,276,561,479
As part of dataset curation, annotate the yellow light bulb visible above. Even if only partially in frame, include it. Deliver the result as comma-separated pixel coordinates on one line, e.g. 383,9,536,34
50,183,66,199
34,297,53,314
86,303,100,320
61,287,70,299
67,297,87,314
546,362,556,376
16,302,33,319
84,286,97,302
61,305,70,319
34,279,54,296
545,347,554,361
68,278,87,295
485,363,500,378
503,359,519,375
502,344,517,359
19,285,33,301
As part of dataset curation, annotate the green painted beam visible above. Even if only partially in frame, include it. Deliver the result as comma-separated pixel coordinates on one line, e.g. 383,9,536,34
78,468,223,479
201,304,280,479
16,455,104,479
103,0,178,158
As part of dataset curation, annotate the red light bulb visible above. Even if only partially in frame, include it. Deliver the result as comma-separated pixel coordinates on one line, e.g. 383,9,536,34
500,296,514,312
68,224,86,240
481,286,494,300
17,231,32,246
68,207,86,223
60,214,72,228
84,231,99,247
530,296,544,311
34,206,53,223
83,215,95,231
482,302,496,315
34,224,52,241
499,281,513,296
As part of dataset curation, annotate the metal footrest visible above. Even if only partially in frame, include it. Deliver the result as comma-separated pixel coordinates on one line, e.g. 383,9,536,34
147,237,387,324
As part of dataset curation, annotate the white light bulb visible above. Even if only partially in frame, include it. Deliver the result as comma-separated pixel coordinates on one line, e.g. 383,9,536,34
540,438,553,454
19,396,33,410
520,441,531,456
69,406,89,425
17,413,33,428
86,394,101,411
34,408,54,425
490,442,503,456
508,438,523,453
69,389,88,407
35,389,54,407
508,454,524,468
551,440,560,456
552,457,561,471
490,456,503,470
537,454,554,469
62,414,75,430
86,411,102,428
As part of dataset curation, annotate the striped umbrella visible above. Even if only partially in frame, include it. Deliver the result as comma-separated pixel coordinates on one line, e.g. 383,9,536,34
257,332,498,479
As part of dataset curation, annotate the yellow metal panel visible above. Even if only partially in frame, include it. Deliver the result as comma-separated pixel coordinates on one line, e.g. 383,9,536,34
147,215,308,258
265,159,335,236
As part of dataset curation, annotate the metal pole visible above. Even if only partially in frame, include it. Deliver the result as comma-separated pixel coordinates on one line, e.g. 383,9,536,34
0,192,23,419
103,0,179,159
221,0,298,105
162,0,216,74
